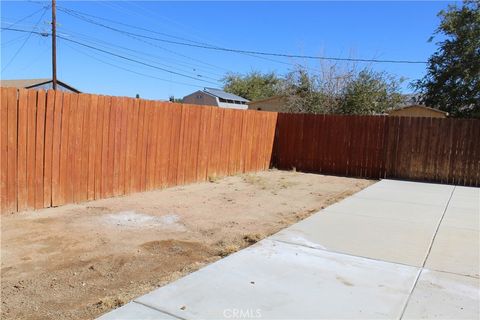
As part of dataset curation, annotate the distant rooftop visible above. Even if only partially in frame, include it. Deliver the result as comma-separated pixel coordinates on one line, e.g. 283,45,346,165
204,87,249,103
0,78,81,93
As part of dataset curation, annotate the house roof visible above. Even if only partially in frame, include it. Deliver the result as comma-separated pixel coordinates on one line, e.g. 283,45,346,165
389,104,448,116
203,87,249,102
0,78,81,93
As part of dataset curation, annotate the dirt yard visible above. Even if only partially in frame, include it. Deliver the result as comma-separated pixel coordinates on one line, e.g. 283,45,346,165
1,170,372,319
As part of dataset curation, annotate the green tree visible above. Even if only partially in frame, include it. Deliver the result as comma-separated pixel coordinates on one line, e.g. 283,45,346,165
222,71,282,101
340,70,405,115
283,65,404,115
169,95,183,103
283,66,333,114
414,1,480,117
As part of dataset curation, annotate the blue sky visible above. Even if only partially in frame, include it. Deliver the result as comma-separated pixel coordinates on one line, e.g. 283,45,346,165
2,1,453,100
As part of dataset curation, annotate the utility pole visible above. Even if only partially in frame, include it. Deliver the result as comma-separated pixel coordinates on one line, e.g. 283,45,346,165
51,0,57,90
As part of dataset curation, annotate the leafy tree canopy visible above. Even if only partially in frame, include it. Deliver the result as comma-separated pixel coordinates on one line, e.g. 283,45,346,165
414,0,480,118
282,66,405,115
340,70,405,115
222,71,282,101
223,66,405,115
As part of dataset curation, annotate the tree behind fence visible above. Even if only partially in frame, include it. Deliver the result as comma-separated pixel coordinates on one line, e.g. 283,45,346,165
0,88,277,214
272,113,480,186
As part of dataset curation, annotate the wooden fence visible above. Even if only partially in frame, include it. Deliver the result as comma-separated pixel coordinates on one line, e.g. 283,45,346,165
2,88,479,214
271,113,480,186
0,87,277,214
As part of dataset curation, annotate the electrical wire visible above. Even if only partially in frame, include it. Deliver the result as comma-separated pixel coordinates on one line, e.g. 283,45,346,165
2,27,221,86
57,5,299,68
63,41,204,89
1,5,49,29
2,7,48,72
56,26,224,80
57,6,427,65
58,6,229,72
110,1,309,68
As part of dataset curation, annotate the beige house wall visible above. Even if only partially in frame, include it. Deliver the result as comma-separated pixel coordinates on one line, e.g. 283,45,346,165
249,96,289,112
183,91,219,106
388,106,447,118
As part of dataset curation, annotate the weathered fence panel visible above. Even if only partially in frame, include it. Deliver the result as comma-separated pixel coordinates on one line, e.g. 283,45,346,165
272,112,480,186
0,88,277,214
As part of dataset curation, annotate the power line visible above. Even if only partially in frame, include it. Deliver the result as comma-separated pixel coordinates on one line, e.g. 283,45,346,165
59,4,214,48
1,5,49,29
1,34,28,47
63,41,204,89
2,27,221,86
57,6,302,68
113,1,320,69
57,6,427,65
2,7,49,72
57,6,229,72
57,27,222,81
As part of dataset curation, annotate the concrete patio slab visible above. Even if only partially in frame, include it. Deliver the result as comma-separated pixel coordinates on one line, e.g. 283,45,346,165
97,302,178,320
453,186,480,198
325,196,445,224
270,210,437,266
353,181,454,207
442,206,479,230
98,180,479,320
448,194,480,211
363,179,455,195
425,225,480,278
402,269,480,319
136,240,420,319
354,188,452,207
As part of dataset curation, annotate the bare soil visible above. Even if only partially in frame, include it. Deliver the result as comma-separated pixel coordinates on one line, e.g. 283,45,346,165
1,170,372,319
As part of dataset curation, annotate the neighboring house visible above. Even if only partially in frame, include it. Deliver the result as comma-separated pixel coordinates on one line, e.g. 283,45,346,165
183,87,249,110
249,96,289,112
0,78,81,93
388,105,448,118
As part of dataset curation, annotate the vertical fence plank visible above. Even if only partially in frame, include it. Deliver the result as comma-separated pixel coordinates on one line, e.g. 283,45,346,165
177,105,187,184
124,98,135,193
145,101,158,190
187,106,202,183
196,106,212,181
207,108,222,177
166,104,181,186
26,89,37,209
79,94,90,202
87,94,98,200
0,88,9,213
118,97,129,195
34,90,46,209
43,90,55,208
16,89,28,211
112,97,122,196
4,88,18,213
72,93,85,203
51,91,63,206
154,103,170,188
100,96,112,198
94,96,105,199
105,96,116,197
56,92,69,206
152,101,163,189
